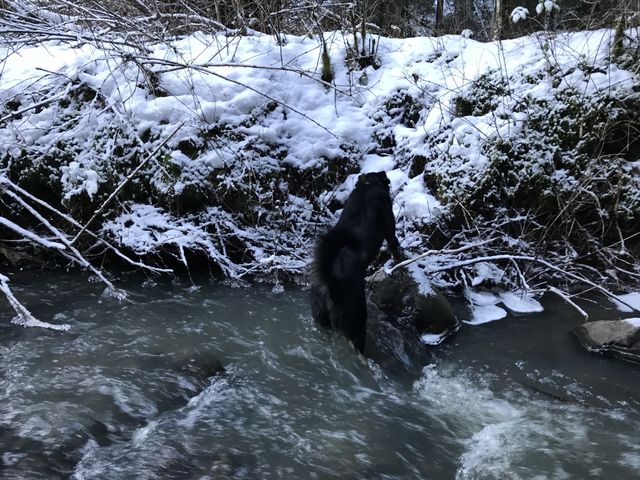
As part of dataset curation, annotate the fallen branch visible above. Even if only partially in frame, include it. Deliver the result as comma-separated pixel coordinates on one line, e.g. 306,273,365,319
0,177,172,274
424,254,640,313
1,188,127,300
0,216,66,250
0,273,70,330
380,243,638,313
368,238,499,282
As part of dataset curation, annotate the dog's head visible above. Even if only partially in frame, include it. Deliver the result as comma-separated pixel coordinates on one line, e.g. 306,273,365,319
356,171,390,190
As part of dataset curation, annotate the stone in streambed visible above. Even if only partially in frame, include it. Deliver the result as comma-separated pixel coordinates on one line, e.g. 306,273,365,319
367,265,458,343
573,318,640,364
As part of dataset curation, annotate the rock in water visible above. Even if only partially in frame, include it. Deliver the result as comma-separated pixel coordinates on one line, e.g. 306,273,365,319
573,319,640,364
367,268,458,343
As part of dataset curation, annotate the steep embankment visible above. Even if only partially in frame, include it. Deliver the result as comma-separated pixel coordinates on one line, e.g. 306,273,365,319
1,28,639,292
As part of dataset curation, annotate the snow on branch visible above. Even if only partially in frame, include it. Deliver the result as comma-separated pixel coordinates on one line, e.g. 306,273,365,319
0,274,70,330
388,238,500,276
510,7,530,24
0,216,66,250
536,0,560,15
0,177,172,274
0,186,127,300
546,286,589,321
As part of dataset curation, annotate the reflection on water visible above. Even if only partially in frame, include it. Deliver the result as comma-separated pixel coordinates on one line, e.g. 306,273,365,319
1,270,639,479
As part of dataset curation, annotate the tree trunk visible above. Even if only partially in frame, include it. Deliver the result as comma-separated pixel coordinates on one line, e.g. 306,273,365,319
494,0,505,40
435,0,444,35
454,0,471,32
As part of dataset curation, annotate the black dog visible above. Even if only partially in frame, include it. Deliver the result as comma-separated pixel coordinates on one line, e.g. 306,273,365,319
310,171,402,353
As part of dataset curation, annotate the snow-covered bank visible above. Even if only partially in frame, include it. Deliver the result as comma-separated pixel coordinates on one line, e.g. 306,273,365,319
1,27,639,294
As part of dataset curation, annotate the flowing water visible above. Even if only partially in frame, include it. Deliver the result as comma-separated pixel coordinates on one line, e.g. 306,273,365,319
1,270,640,479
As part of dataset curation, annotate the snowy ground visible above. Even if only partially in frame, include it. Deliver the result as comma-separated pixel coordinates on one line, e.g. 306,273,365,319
1,26,640,325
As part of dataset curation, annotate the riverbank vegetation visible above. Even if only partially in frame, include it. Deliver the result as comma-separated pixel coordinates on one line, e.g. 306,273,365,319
1,0,640,325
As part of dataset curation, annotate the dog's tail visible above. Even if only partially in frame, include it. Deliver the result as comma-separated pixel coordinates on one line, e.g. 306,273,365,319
311,227,368,353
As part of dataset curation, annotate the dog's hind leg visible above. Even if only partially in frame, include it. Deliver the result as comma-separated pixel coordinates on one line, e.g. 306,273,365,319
330,247,368,354
341,279,367,354
310,283,331,327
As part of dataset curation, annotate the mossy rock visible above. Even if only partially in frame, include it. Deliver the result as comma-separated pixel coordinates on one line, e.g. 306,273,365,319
367,269,458,339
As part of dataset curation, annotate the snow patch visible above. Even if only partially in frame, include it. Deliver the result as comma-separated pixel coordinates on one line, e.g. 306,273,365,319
361,154,395,173
420,333,448,345
465,289,543,325
102,204,210,256
470,263,505,286
467,304,508,325
624,318,640,328
406,262,434,296
498,292,544,313
396,175,442,222
613,293,640,313
61,161,99,200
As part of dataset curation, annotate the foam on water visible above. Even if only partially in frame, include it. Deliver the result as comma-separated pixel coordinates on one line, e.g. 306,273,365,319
412,364,640,479
413,365,523,437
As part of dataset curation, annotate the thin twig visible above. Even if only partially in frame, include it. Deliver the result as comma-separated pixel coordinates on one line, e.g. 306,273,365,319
425,254,639,313
546,286,589,321
385,237,499,276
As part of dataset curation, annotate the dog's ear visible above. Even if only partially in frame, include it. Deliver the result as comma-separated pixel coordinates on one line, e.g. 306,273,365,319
374,171,390,187
356,172,373,186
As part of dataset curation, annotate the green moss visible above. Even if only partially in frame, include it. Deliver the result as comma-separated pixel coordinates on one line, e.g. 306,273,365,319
455,73,510,117
384,90,421,128
321,43,334,84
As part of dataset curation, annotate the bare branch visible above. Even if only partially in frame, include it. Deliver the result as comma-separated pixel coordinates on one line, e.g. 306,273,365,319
1,188,126,299
0,177,172,274
425,254,640,313
386,237,500,276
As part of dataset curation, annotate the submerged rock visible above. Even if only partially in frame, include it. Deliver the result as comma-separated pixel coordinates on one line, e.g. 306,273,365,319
174,355,226,386
573,318,640,364
365,315,433,381
367,266,458,344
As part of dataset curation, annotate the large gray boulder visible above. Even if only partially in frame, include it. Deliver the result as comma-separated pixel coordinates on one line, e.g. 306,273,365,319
367,266,458,344
573,318,640,364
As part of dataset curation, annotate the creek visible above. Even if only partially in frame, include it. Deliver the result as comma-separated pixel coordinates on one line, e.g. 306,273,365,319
1,271,639,479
